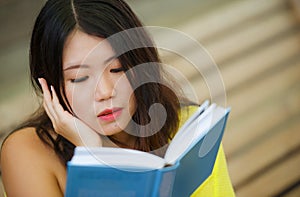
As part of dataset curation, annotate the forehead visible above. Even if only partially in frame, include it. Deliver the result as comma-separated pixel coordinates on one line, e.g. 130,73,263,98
63,30,115,68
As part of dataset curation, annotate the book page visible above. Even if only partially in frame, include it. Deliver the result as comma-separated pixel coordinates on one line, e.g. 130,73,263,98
70,147,167,170
164,104,217,164
171,100,209,142
179,100,209,131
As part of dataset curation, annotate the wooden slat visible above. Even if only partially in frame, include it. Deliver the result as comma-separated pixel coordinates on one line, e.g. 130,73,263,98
0,83,39,134
159,0,284,61
177,0,285,41
227,58,300,121
204,9,297,64
283,183,300,197
0,40,29,91
183,31,300,104
220,32,300,92
224,83,300,157
185,46,300,112
289,0,300,22
228,111,300,187
129,0,229,28
0,0,44,47
162,8,298,82
235,147,300,197
158,0,290,67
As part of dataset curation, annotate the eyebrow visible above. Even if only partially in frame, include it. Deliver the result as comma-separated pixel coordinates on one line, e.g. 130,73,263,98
63,64,89,71
63,55,117,71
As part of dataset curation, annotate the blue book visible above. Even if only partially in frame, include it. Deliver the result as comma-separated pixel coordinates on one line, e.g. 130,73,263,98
65,101,230,197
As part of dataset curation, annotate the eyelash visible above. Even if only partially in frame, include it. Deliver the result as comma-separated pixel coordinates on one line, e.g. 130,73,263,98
110,67,124,73
70,76,89,83
69,68,123,83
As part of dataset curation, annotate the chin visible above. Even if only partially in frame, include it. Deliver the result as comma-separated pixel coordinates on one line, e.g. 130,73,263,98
99,125,123,136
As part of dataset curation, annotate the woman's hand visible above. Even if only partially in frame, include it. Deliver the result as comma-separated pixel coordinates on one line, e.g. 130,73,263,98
38,78,102,147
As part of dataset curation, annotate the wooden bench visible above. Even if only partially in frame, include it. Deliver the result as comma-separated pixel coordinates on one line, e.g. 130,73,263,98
1,0,300,196
159,0,300,196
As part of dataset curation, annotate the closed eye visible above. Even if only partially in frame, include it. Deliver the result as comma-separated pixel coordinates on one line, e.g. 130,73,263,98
110,68,125,73
70,76,89,83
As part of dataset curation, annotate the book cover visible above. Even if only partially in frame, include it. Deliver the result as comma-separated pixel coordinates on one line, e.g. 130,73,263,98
65,101,230,197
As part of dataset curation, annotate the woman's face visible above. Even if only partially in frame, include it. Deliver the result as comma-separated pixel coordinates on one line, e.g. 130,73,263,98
62,30,137,138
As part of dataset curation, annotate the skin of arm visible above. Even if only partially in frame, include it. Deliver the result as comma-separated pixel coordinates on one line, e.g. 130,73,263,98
0,127,66,197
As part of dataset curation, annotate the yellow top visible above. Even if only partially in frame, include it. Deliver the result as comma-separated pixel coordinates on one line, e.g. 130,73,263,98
191,145,235,196
179,106,235,196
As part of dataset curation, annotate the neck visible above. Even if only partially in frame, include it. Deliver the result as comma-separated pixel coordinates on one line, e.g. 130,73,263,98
108,132,137,149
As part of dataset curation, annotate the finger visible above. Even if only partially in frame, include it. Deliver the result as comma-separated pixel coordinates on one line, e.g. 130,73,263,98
38,78,52,102
50,85,79,137
50,85,72,119
43,102,58,130
38,78,58,120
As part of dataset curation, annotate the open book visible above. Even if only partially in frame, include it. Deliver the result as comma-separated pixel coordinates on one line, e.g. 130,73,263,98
65,101,230,197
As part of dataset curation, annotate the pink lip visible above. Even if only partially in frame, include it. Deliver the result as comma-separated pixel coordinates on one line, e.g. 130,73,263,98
97,108,122,122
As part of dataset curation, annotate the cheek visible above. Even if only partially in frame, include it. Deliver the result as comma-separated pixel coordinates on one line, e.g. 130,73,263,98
116,77,131,96
118,79,137,114
129,93,137,116
64,85,92,117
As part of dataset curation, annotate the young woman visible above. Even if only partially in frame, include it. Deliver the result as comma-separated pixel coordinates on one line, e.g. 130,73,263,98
1,0,235,196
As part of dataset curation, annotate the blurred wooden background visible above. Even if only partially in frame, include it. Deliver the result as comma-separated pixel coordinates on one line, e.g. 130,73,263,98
0,0,300,196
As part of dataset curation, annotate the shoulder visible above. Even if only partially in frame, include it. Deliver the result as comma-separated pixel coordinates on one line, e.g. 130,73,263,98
1,127,54,163
2,127,41,145
1,127,66,197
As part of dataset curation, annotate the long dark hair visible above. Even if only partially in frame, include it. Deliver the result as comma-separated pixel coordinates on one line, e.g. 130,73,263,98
16,0,189,165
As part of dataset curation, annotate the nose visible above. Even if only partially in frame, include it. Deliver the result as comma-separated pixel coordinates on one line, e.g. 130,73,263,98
94,74,115,102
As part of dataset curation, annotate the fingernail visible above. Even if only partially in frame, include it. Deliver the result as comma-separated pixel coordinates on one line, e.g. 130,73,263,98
38,78,41,84
50,85,54,92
